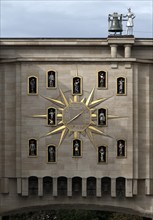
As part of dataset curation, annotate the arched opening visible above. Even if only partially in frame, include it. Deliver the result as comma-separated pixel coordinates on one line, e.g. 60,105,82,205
116,77,126,95
101,177,111,196
117,139,126,157
29,176,38,195
97,70,107,89
43,176,53,195
47,70,56,88
87,177,96,196
28,139,37,157
57,177,67,196
28,76,38,95
72,177,82,196
116,177,125,198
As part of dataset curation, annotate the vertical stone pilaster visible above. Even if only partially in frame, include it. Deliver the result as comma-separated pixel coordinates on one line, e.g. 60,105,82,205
145,179,153,195
17,178,21,194
126,179,133,197
16,63,21,178
22,178,28,196
38,178,43,196
4,66,16,177
133,64,139,180
146,67,151,179
149,64,153,181
133,179,138,195
96,178,101,197
82,178,87,197
111,178,116,197
0,65,4,181
53,177,57,197
145,179,150,195
67,178,72,197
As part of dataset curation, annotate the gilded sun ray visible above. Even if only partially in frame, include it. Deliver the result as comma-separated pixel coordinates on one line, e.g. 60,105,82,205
74,131,79,139
57,114,62,118
59,88,69,107
74,95,78,102
32,114,47,118
90,121,96,125
91,113,97,119
108,115,127,119
58,108,64,112
58,128,69,147
69,98,73,103
45,125,66,137
88,126,113,138
41,95,65,107
90,108,96,113
81,97,86,103
89,96,111,108
88,126,106,135
86,88,95,106
86,128,96,150
58,120,64,125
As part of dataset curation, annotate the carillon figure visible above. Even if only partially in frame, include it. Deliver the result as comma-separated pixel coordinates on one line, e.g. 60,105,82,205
28,76,37,94
117,140,126,157
72,76,82,95
98,71,107,89
48,107,56,126
98,146,107,163
117,77,126,95
47,71,56,88
98,108,107,126
29,139,37,156
48,145,56,162
73,139,81,157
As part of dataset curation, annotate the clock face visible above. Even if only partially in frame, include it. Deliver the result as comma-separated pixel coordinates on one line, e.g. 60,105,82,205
32,74,124,149
63,102,91,131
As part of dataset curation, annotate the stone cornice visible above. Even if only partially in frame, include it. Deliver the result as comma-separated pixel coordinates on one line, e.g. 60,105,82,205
0,38,153,46
0,57,152,64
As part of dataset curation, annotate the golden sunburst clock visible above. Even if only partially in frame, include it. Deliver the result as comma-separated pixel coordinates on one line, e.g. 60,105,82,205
32,76,123,149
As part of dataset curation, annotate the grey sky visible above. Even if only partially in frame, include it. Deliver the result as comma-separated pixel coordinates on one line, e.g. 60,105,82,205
1,0,153,38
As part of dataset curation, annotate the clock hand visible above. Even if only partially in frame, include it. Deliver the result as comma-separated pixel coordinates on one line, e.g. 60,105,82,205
66,110,84,124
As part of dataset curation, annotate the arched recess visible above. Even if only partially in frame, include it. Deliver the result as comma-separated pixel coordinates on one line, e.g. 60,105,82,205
57,176,67,196
46,70,57,89
101,177,111,196
28,76,38,95
43,176,53,195
116,177,126,198
72,177,82,196
29,176,38,195
97,70,107,89
116,77,126,95
28,138,37,157
87,177,96,196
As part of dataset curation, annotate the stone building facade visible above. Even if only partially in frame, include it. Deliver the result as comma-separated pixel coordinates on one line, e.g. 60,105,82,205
0,37,153,218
